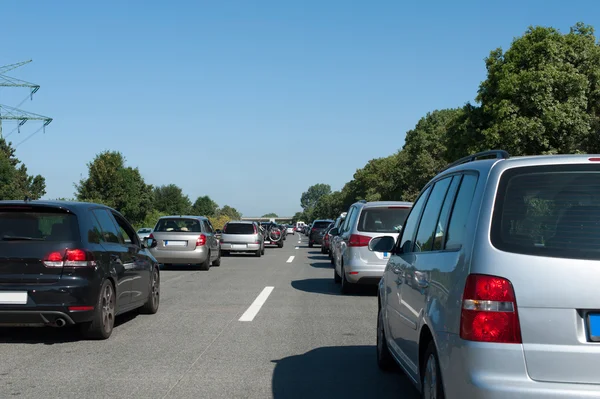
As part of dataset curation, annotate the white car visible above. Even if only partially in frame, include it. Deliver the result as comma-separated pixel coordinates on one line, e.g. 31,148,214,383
286,226,295,235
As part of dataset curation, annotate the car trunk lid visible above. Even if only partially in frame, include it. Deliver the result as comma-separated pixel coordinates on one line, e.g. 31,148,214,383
355,206,410,266
152,218,203,251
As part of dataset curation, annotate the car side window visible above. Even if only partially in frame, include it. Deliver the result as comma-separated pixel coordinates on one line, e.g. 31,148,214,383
433,176,461,250
92,209,121,244
397,186,432,253
87,212,105,244
414,177,452,252
446,173,479,250
202,220,213,233
340,207,355,233
112,213,139,246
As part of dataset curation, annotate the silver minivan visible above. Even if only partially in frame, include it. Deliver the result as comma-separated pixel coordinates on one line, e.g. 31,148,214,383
371,150,600,398
148,216,221,270
332,201,412,294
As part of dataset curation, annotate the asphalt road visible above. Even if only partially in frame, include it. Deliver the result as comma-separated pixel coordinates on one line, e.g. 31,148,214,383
0,233,419,399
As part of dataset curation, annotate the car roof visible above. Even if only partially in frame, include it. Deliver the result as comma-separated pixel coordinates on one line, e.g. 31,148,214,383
227,220,254,224
0,200,113,213
158,215,208,220
360,201,413,208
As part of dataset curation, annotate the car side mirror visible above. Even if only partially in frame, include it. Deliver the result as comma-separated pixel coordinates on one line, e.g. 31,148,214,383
329,228,339,236
215,229,222,234
144,237,158,249
368,236,395,253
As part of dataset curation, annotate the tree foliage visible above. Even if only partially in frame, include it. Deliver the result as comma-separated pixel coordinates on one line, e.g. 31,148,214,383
75,151,153,226
218,205,242,220
0,138,46,200
153,184,191,215
192,195,218,217
261,213,279,218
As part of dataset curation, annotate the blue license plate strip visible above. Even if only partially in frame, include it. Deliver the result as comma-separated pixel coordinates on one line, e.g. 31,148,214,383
587,314,600,342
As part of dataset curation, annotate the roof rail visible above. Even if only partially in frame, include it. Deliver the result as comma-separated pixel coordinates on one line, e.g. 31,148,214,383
439,150,510,173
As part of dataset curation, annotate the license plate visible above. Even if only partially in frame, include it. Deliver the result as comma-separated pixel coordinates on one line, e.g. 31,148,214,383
0,291,27,305
264,241,271,244
232,244,246,250
165,240,186,247
588,314,600,341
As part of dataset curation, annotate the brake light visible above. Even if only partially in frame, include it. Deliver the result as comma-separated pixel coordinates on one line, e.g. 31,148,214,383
460,274,521,344
68,306,94,311
43,249,96,268
312,228,317,231
148,233,154,239
348,234,371,247
589,158,600,162
253,224,258,234
196,234,207,247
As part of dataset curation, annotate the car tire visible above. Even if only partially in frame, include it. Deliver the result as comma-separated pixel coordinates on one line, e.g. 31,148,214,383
140,267,160,315
212,250,221,266
255,249,261,257
261,247,265,255
199,252,211,271
377,305,394,371
309,242,313,248
421,341,445,399
222,250,230,257
80,279,115,340
278,242,283,248
334,267,341,284
320,246,325,254
341,264,352,294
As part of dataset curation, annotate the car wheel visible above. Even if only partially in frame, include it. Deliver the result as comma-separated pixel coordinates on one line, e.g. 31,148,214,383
334,266,341,284
222,250,230,257
341,264,352,294
422,341,445,399
80,280,115,340
212,249,221,266
377,305,394,370
199,252,211,270
309,242,313,248
320,246,325,254
255,249,261,257
140,267,160,314
261,247,265,255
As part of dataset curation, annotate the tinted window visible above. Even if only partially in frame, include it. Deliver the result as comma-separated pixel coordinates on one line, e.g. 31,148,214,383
313,221,333,229
491,165,600,260
137,228,152,234
92,209,121,244
433,176,461,250
155,218,201,233
446,174,478,250
113,213,138,245
0,209,79,241
414,178,452,252
398,186,431,253
88,213,104,244
358,207,411,233
340,207,356,233
224,223,255,234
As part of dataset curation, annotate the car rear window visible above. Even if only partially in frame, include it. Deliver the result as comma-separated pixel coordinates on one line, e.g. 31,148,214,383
0,209,79,241
491,164,600,260
224,223,255,234
357,207,411,233
154,218,201,233
313,221,332,229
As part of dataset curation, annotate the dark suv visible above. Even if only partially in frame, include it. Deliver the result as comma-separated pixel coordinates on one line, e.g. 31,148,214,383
0,200,160,339
308,219,334,247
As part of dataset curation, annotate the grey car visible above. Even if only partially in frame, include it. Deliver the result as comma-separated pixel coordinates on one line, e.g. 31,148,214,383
148,216,221,270
371,150,600,398
220,221,264,257
332,201,412,293
308,219,334,247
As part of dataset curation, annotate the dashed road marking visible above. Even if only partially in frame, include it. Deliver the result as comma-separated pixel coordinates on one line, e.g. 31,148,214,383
287,256,295,263
239,286,274,322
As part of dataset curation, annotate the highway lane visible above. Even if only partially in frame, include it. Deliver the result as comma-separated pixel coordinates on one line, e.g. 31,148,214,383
0,233,418,399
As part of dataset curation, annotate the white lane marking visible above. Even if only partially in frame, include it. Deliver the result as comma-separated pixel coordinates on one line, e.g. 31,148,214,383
239,286,274,322
295,246,299,249
287,256,295,263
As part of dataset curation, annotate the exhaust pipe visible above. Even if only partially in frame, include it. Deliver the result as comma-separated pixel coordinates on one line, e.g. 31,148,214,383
54,318,66,328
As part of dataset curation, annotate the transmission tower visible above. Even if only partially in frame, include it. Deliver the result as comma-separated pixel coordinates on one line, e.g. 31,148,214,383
0,60,52,139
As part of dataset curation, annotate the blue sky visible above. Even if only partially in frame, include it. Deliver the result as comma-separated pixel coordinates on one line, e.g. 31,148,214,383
1,0,599,217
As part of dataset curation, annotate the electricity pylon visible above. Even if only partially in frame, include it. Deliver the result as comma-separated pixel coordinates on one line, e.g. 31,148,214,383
0,60,52,139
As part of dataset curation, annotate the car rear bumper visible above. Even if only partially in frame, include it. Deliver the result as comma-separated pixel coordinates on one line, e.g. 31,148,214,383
344,262,385,284
221,243,260,252
439,332,600,398
150,247,209,264
310,235,325,244
0,309,93,326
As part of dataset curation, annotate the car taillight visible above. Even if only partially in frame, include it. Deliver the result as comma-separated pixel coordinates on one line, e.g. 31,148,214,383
196,234,206,247
460,274,522,344
148,233,154,239
43,249,96,268
253,225,258,234
348,234,371,247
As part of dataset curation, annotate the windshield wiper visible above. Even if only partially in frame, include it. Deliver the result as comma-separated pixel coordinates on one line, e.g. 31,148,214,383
2,235,44,241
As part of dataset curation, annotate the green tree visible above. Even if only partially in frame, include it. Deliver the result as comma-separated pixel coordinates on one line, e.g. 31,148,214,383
300,183,331,213
153,184,191,215
75,151,153,225
291,211,306,224
0,138,46,200
191,195,218,217
453,23,600,158
261,212,279,218
218,205,241,220
313,191,344,219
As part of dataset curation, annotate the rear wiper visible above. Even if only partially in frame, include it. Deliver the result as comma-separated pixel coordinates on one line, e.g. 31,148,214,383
2,235,44,241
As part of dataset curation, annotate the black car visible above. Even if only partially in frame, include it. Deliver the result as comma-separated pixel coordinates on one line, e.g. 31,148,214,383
0,200,160,340
308,219,335,247
260,222,284,248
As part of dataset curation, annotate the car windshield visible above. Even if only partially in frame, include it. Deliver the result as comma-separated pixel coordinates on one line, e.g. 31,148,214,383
491,165,600,260
224,223,255,234
154,218,201,233
0,209,79,241
357,207,411,233
137,228,152,234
